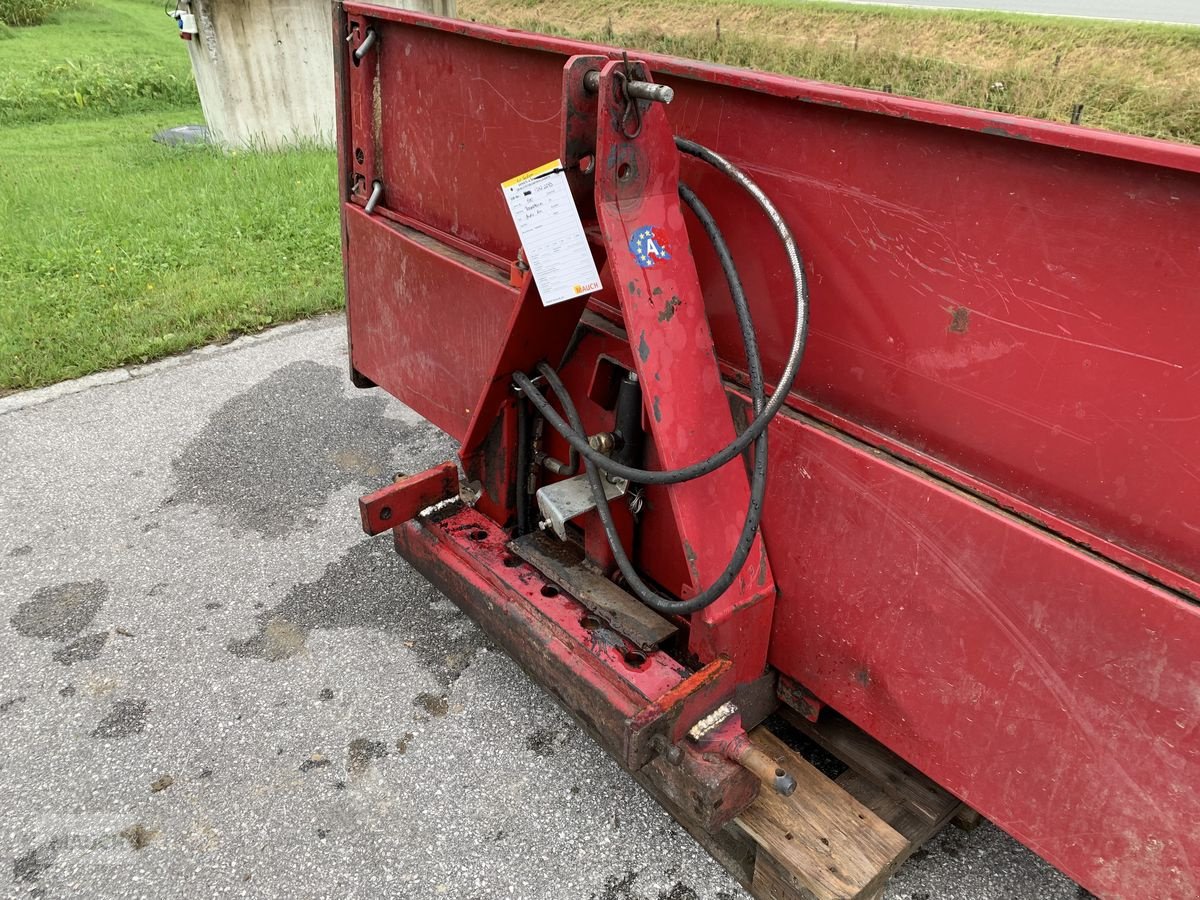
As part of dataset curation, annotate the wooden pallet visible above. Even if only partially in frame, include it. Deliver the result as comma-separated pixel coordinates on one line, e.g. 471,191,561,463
635,709,966,900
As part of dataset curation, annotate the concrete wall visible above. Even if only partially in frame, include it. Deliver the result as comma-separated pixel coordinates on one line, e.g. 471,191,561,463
184,0,453,149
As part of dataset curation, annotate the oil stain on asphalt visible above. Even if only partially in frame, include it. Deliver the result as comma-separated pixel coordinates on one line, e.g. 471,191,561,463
226,538,490,687
91,699,150,738
347,737,389,777
51,631,109,666
165,361,434,535
10,580,107,642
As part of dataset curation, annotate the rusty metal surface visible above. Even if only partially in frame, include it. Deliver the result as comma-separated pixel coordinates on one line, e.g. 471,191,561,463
638,740,760,834
344,5,1200,598
777,674,824,723
338,10,1200,897
508,531,678,650
393,506,758,831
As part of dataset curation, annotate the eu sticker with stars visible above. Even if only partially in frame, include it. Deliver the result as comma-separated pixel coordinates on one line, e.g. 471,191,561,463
629,225,672,269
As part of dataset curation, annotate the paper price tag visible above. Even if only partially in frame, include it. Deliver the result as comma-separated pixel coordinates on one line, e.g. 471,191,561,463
502,161,602,307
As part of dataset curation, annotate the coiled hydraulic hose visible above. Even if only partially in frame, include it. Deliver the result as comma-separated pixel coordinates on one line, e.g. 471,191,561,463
512,138,809,613
512,138,809,487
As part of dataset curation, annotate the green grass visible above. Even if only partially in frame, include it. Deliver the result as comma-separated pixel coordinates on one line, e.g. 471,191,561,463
0,0,197,124
1,0,76,27
0,112,340,390
0,0,342,392
464,0,1200,144
2,0,1197,391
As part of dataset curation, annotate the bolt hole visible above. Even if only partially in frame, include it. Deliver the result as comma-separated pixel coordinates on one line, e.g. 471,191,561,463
785,832,794,841
580,614,601,630
379,506,392,521
540,584,561,598
355,147,365,164
579,154,595,175
617,162,632,181
623,649,647,669
775,767,785,777
502,556,521,568
469,529,488,542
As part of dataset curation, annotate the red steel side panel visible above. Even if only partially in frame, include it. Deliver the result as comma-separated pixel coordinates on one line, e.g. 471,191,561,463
755,400,1200,898
348,8,1200,597
344,206,518,440
338,10,1200,897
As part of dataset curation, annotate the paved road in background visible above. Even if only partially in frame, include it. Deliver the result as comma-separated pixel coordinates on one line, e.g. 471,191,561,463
842,0,1200,25
0,317,1083,899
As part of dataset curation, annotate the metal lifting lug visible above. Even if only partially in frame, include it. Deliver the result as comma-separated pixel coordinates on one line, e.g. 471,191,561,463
352,27,376,63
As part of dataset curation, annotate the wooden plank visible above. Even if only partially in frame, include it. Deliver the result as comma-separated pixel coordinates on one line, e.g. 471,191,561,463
780,708,956,825
838,769,960,841
953,806,985,832
737,730,909,900
836,771,929,841
752,850,818,900
509,532,677,649
834,770,962,895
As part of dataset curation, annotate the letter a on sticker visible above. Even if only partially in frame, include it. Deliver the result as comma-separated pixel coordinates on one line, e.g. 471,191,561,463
629,225,672,269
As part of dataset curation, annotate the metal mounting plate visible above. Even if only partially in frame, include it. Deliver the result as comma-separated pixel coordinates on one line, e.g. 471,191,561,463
509,531,678,650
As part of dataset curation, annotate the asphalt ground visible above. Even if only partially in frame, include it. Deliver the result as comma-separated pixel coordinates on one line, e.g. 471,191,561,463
0,316,1087,899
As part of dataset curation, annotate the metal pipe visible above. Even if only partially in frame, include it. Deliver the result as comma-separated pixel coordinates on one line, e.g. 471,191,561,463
583,70,673,104
516,394,531,535
353,27,376,61
530,414,577,477
363,180,383,214
542,453,577,477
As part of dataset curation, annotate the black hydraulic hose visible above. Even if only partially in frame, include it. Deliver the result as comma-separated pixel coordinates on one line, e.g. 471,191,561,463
678,180,765,409
515,394,531,535
528,179,769,614
513,137,804,612
511,136,809,486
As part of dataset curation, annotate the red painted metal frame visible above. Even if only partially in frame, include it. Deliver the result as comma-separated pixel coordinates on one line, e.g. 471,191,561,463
358,461,459,536
590,59,775,688
336,7,1200,898
394,503,757,830
342,4,1200,601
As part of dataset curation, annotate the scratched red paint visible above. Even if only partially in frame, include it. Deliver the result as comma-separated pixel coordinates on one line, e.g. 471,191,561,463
338,7,1200,897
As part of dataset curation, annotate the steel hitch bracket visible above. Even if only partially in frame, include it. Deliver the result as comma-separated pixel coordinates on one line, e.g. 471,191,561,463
359,462,460,535
362,52,784,827
460,58,787,811
585,57,778,745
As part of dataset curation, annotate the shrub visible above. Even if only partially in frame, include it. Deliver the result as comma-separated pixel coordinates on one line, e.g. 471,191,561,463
0,0,76,27
0,57,199,124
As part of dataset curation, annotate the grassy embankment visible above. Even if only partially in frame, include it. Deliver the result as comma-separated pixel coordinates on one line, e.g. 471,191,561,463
0,0,340,392
461,0,1200,144
2,0,1196,391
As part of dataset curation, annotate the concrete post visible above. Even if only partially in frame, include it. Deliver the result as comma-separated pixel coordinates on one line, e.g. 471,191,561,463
182,0,453,149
